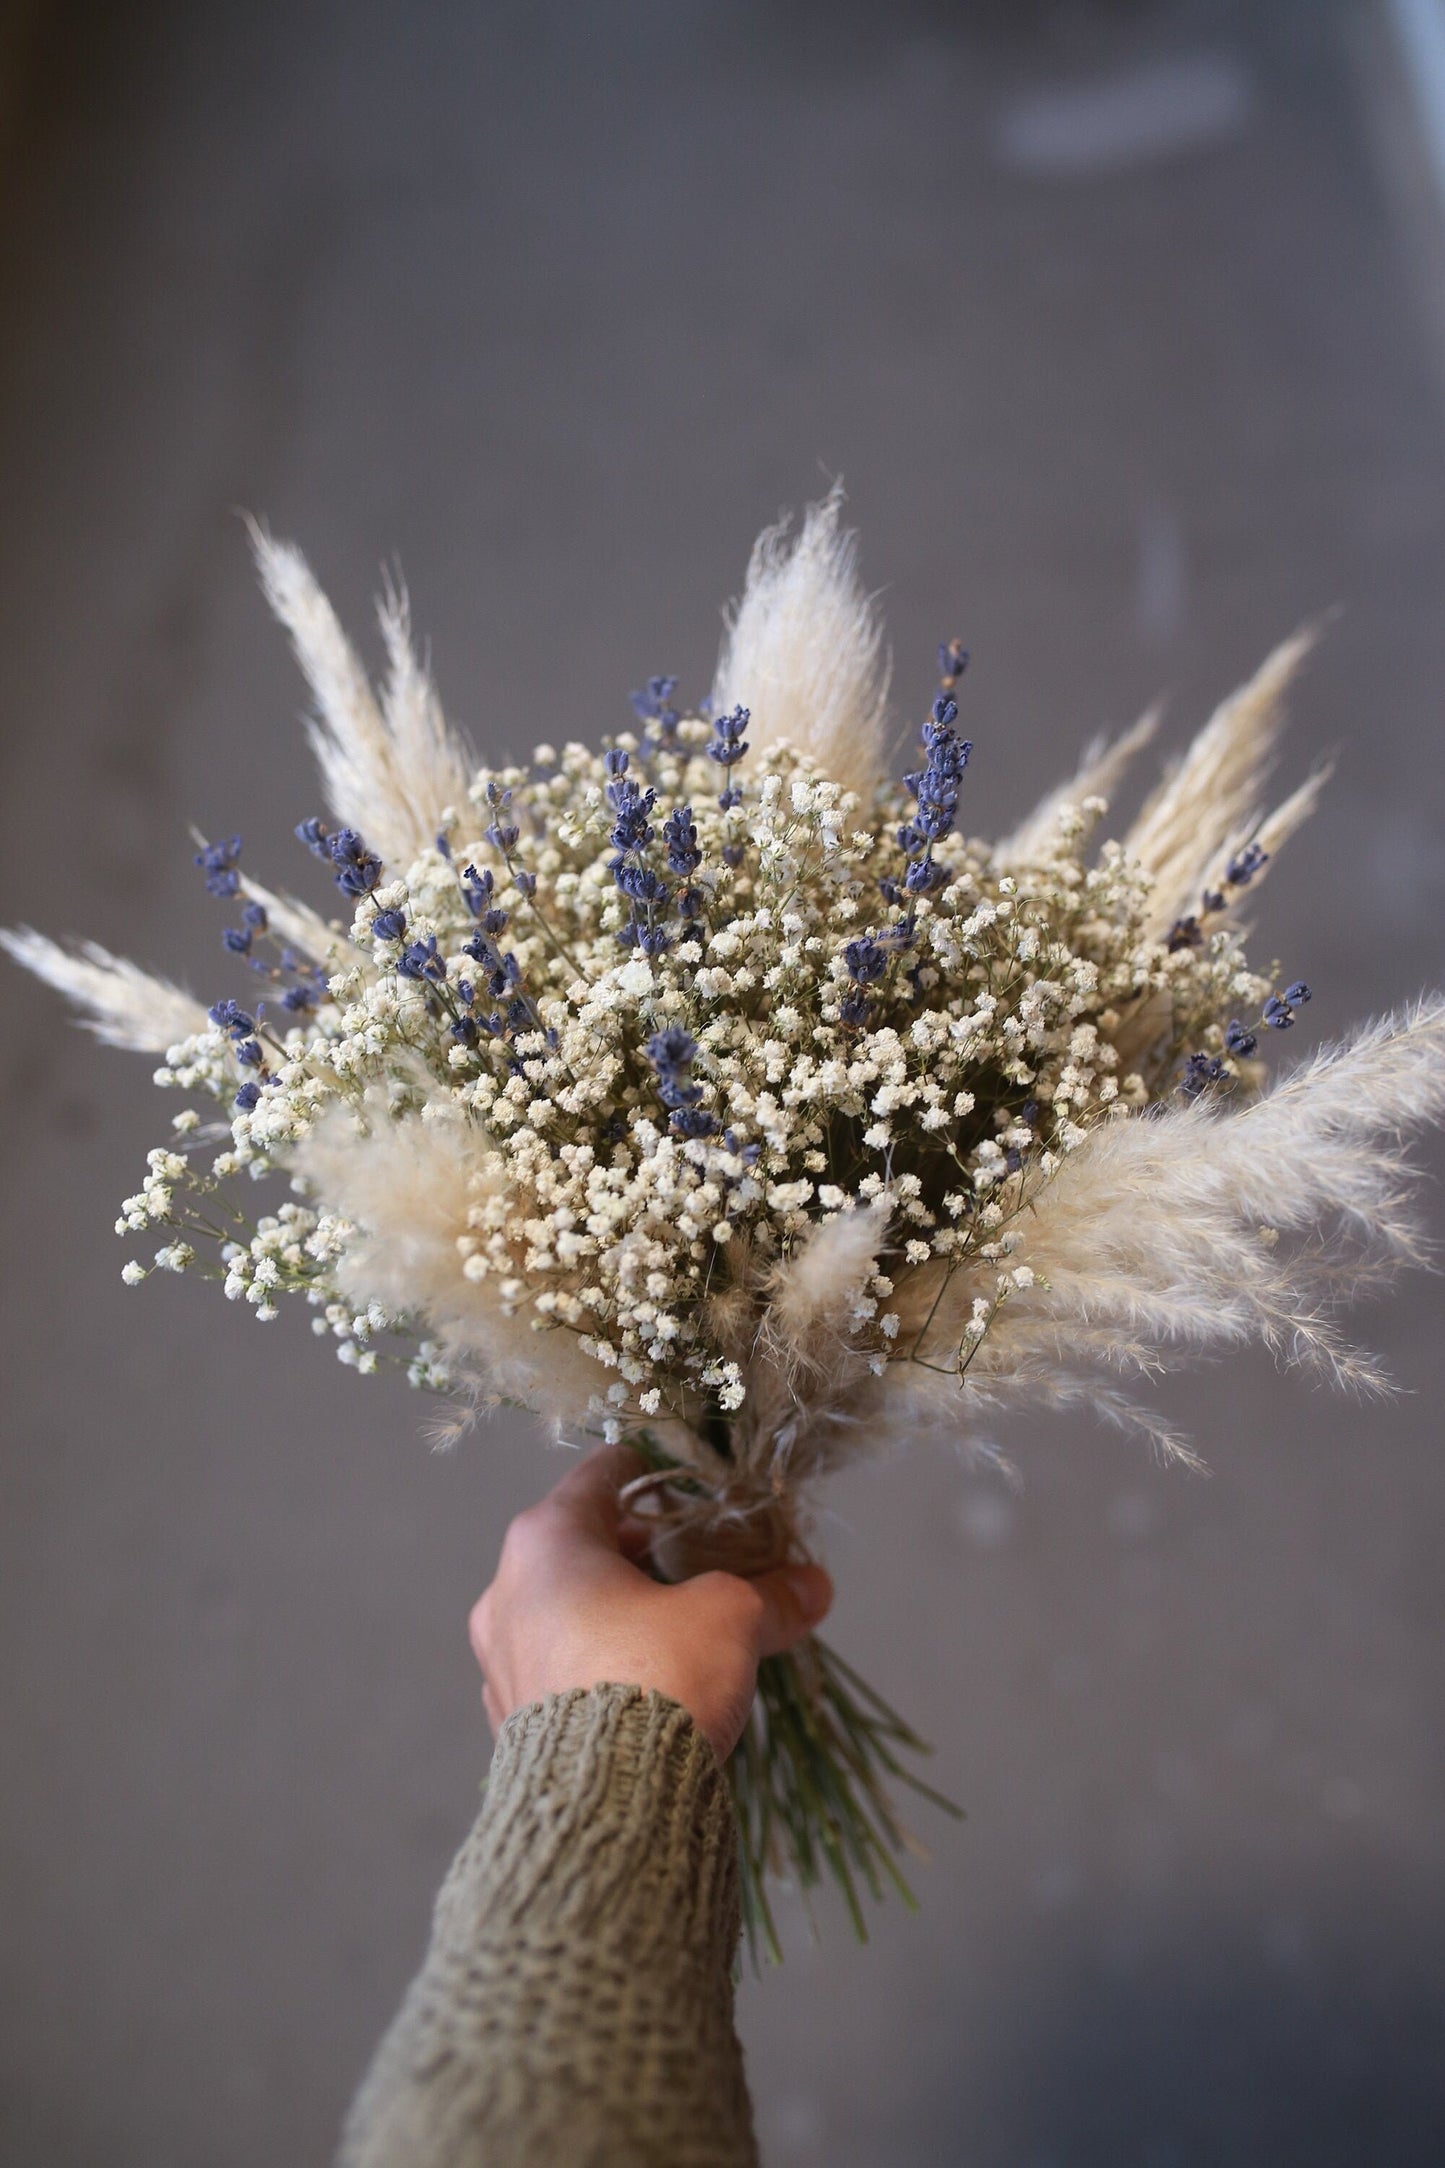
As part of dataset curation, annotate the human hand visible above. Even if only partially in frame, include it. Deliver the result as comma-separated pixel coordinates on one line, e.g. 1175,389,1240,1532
467,1442,833,1763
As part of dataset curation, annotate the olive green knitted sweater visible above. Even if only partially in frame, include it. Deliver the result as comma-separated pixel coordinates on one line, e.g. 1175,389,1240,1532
338,1685,758,2167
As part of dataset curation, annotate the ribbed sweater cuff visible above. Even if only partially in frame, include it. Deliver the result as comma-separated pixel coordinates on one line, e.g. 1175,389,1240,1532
434,1685,741,1969
338,1685,756,2167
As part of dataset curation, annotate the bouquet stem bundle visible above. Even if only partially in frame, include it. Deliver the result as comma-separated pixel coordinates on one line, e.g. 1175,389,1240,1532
7,488,1444,1947
734,1638,961,1963
624,1429,960,1956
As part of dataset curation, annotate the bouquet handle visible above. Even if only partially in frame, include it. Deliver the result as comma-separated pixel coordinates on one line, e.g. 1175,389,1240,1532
623,1439,962,1959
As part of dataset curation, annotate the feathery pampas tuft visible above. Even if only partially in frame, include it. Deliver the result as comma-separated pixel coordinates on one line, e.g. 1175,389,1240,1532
251,529,474,867
711,485,890,799
1125,629,1316,935
737,1199,893,1490
296,1100,616,1429
235,872,358,967
999,709,1158,866
0,928,209,1053
891,997,1445,1454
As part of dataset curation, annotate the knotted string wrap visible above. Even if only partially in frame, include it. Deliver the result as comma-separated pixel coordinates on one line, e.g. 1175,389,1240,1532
619,1462,802,1584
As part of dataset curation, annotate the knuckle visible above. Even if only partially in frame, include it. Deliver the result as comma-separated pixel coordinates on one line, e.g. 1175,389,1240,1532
501,1505,548,1563
696,1569,763,1627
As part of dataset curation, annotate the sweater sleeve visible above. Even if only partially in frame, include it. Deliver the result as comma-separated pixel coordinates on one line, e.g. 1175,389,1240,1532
337,1684,758,2168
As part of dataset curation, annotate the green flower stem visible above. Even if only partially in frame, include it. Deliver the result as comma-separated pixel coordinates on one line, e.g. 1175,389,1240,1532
728,1634,963,1968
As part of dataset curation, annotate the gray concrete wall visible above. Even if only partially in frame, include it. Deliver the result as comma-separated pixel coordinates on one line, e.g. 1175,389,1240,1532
2,3,1443,2162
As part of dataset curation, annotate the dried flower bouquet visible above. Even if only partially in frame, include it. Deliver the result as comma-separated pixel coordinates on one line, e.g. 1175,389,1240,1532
8,492,1444,1955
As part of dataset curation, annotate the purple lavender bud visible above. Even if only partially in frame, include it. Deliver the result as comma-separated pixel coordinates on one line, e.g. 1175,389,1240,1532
195,836,243,897
707,704,750,769
1180,1051,1227,1097
208,999,254,1038
461,865,493,918
1225,841,1268,888
327,828,382,895
843,936,889,985
670,1107,717,1139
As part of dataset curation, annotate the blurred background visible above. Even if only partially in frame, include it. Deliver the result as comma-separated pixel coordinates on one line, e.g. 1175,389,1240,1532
3,1,1444,2162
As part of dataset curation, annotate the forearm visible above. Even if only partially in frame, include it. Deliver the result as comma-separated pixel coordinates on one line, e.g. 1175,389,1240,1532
338,1685,757,2168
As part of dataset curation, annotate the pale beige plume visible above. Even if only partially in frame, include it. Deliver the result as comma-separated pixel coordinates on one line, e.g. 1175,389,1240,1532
735,1200,893,1486
251,528,474,869
1127,630,1314,935
884,998,1445,1464
295,1103,611,1424
998,709,1158,865
712,485,890,801
0,928,211,1053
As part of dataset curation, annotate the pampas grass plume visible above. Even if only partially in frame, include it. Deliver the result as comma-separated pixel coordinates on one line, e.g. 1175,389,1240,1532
251,527,474,866
712,486,890,800
296,1101,612,1426
1126,629,1315,933
0,928,209,1053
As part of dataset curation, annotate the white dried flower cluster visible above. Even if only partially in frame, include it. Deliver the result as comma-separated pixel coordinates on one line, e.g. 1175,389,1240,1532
7,501,1445,1519
100,723,1264,1437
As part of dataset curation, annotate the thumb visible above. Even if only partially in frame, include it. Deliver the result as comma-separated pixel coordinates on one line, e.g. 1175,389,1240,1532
748,1562,834,1658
